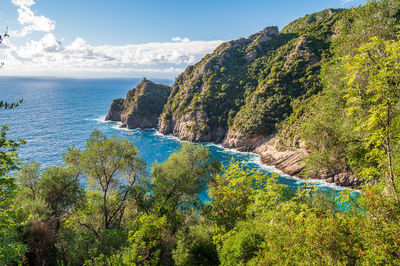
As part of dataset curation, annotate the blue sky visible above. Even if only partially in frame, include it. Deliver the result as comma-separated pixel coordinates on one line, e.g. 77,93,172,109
0,0,365,78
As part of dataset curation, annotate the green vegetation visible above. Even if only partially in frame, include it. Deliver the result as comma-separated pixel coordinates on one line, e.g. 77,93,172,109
3,0,400,264
2,132,400,264
0,126,27,265
122,78,171,129
281,0,400,187
160,8,343,139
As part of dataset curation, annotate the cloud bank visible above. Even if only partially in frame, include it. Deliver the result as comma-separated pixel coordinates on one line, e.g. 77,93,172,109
0,34,223,78
2,0,223,78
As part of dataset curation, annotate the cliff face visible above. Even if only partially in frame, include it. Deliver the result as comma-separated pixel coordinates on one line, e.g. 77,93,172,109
158,26,283,143
254,135,361,187
105,98,124,121
158,18,333,142
106,78,171,129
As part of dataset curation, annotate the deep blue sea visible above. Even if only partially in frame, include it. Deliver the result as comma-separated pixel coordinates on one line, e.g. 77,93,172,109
0,77,356,200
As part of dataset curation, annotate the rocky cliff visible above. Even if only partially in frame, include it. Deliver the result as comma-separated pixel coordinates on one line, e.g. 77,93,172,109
106,78,171,129
158,18,334,139
105,98,124,121
155,9,361,186
254,135,361,187
106,8,365,187
158,26,283,143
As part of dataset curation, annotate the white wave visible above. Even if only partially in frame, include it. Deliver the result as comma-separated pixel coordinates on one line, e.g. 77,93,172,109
143,128,157,132
94,115,107,122
294,179,346,190
111,123,132,131
204,142,254,156
248,155,292,177
204,143,282,173
152,131,190,142
84,115,108,122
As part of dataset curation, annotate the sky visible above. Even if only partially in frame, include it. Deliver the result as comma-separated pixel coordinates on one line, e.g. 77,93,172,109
0,0,365,79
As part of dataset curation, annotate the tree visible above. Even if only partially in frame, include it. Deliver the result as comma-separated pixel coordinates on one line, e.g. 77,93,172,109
0,183,27,266
343,36,400,196
172,222,219,266
15,162,83,265
55,131,149,264
66,129,147,232
0,28,29,264
151,143,220,233
17,162,82,219
208,161,292,232
87,144,220,265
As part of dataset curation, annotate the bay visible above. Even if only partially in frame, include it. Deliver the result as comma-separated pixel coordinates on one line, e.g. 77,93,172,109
0,77,354,200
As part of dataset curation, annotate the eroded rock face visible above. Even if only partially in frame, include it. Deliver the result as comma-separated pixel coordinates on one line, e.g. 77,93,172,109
221,130,361,188
254,135,306,177
222,129,267,152
105,98,124,121
105,78,171,129
332,173,361,187
252,135,361,188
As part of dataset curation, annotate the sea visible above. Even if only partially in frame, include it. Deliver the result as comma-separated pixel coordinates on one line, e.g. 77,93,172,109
0,77,358,201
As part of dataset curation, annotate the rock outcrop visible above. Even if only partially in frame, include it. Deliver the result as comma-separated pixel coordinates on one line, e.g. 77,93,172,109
253,135,361,188
106,78,171,129
158,21,329,143
105,98,124,121
255,138,306,177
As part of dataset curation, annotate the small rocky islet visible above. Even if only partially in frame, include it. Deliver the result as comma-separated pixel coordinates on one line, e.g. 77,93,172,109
106,8,361,188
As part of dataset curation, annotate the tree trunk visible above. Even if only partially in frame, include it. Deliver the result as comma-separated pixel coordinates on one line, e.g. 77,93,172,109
386,136,398,198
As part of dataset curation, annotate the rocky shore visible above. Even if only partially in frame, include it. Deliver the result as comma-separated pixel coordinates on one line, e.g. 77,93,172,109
219,129,360,187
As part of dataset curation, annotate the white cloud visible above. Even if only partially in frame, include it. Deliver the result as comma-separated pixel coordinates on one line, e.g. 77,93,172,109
341,0,355,3
10,0,55,37
3,1,223,78
0,34,223,78
172,37,191,42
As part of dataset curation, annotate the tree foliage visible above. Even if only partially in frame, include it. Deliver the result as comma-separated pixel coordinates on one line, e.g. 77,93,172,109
0,126,27,264
68,129,147,231
343,36,400,195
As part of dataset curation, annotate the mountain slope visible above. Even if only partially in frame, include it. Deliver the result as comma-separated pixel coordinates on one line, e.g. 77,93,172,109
158,9,343,146
106,1,400,187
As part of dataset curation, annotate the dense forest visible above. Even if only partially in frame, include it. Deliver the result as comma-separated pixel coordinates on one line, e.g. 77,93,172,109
2,0,400,265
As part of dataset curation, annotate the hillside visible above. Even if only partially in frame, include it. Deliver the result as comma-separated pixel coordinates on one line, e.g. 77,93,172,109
154,8,354,185
106,1,400,188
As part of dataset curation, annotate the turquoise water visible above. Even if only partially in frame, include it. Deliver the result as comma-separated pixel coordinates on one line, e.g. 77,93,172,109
0,77,355,200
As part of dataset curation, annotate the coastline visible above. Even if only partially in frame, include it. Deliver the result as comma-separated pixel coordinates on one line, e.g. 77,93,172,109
99,116,354,191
